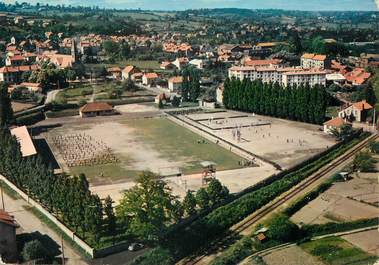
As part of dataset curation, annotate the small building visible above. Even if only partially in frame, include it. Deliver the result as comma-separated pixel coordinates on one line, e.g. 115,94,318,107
189,59,207,69
79,102,114,118
172,57,189,70
0,210,18,263
323,117,347,134
142,72,159,86
168,76,183,92
10,126,37,157
122,65,141,80
155,93,169,104
160,61,176,70
199,99,216,109
338,100,373,122
107,67,122,79
8,82,43,94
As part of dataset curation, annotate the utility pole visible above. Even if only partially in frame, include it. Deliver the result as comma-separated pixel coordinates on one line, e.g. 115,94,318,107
0,182,5,210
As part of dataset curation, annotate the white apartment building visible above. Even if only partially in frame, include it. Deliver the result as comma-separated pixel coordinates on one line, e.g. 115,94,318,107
300,53,330,69
228,66,327,87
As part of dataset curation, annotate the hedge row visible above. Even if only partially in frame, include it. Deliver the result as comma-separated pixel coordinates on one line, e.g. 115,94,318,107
209,237,253,265
283,181,334,217
45,109,79,118
16,111,45,126
303,218,378,237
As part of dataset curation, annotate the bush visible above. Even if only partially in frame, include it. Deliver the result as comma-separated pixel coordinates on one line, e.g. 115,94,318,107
16,111,45,126
311,244,342,256
21,240,51,262
353,151,376,172
302,218,378,236
210,237,253,265
266,215,301,243
130,247,174,265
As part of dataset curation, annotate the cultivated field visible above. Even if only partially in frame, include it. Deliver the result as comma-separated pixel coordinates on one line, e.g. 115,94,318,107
44,116,245,186
300,237,378,265
342,229,379,256
12,101,36,112
181,110,336,169
247,245,325,265
291,168,379,225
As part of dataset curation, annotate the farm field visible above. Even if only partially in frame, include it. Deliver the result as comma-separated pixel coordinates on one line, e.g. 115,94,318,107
291,160,379,225
45,116,245,186
300,237,378,265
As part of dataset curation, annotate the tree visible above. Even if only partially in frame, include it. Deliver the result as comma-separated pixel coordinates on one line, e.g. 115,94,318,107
183,191,197,216
22,240,51,262
353,152,376,172
195,188,210,211
0,83,13,126
104,196,116,241
206,179,229,207
266,215,300,242
116,172,178,240
171,95,181,108
330,124,354,141
122,78,137,92
158,99,164,109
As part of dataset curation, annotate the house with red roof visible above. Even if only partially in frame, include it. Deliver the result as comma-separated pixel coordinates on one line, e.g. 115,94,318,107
142,72,159,86
301,53,330,69
79,102,114,118
338,100,373,122
323,117,348,134
344,68,371,86
121,65,141,81
0,210,18,263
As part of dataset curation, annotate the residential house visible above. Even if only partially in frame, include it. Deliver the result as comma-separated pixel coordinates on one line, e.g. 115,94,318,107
122,65,141,80
107,67,122,79
344,68,371,86
189,59,208,69
301,53,330,69
0,210,18,263
79,102,114,118
168,76,183,92
142,72,159,86
5,54,25,66
357,53,379,68
323,117,348,134
338,100,373,122
8,82,43,94
173,57,189,70
0,65,39,83
160,61,176,70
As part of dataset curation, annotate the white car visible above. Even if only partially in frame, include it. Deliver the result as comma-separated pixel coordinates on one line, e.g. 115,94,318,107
128,243,144,251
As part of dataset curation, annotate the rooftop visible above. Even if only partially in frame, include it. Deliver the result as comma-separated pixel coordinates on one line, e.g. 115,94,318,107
10,126,37,157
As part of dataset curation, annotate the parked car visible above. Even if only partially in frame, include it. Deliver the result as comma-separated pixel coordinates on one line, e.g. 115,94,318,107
128,243,144,251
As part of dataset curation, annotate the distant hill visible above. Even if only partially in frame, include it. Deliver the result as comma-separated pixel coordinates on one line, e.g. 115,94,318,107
3,0,378,11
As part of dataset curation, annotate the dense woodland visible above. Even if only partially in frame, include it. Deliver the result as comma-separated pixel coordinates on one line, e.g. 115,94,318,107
223,78,328,124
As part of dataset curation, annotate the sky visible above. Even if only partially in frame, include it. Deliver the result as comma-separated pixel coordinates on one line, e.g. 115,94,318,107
4,0,379,11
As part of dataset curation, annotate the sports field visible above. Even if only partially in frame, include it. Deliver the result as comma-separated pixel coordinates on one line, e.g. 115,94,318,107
46,117,244,185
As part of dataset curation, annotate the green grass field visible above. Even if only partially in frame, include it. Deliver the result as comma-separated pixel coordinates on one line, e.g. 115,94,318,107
68,117,244,184
301,237,378,265
126,118,244,174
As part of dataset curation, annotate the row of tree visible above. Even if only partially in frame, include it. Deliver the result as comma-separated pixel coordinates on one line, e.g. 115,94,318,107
0,127,114,244
223,78,328,125
181,68,201,102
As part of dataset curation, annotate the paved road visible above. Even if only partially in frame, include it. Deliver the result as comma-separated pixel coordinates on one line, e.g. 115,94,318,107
2,191,87,265
45,89,61,104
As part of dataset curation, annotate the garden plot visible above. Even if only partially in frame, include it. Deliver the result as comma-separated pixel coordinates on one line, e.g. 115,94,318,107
291,176,379,225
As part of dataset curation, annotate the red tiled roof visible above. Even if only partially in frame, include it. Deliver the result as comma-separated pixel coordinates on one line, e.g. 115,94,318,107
244,59,282,67
0,210,18,227
168,76,183,83
352,100,373,111
324,117,346,127
80,102,113,113
144,72,158,79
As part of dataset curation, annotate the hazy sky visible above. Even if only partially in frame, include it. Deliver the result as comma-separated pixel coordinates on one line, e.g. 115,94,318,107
4,0,379,11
